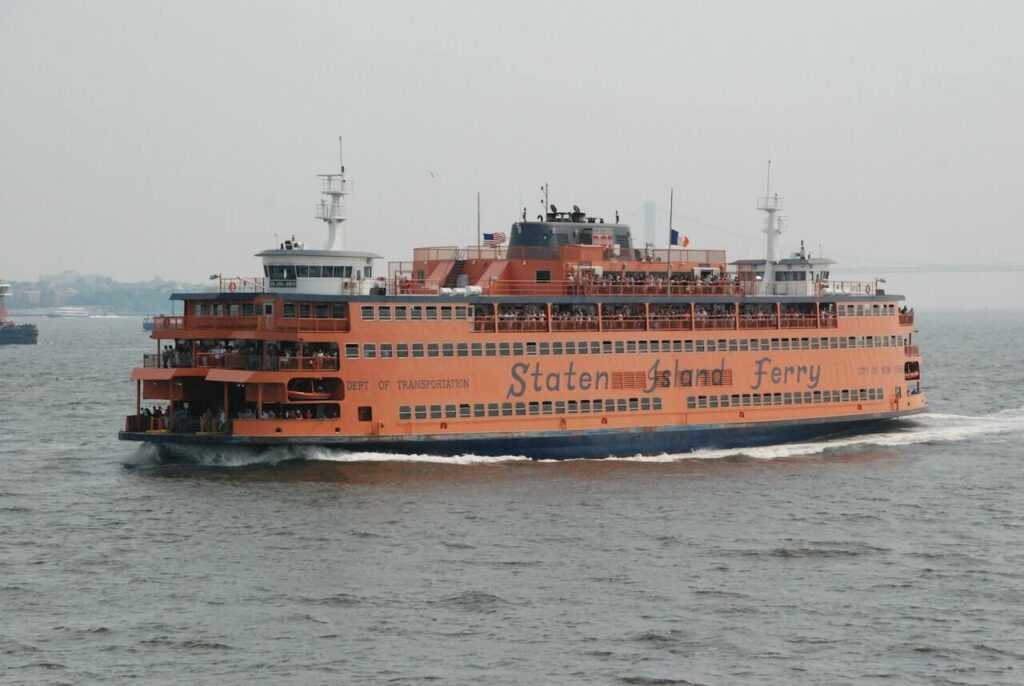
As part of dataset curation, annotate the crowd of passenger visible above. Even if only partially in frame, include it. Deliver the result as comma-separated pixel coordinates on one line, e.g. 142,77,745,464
136,401,341,433
138,404,227,433
155,340,339,371
571,271,742,295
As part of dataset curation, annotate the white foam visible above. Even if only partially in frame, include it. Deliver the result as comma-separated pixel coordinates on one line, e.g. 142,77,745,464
307,448,531,465
609,406,1024,463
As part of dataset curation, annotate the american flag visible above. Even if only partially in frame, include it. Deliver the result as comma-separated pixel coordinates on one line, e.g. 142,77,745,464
483,231,506,246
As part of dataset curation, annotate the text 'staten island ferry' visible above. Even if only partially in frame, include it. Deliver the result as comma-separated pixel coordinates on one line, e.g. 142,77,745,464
119,142,926,459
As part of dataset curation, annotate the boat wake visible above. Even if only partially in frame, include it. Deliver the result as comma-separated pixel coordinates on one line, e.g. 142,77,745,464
613,406,1024,463
306,448,532,466
125,407,1024,468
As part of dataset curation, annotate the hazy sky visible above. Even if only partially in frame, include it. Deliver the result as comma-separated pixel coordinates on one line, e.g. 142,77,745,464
2,1,1022,308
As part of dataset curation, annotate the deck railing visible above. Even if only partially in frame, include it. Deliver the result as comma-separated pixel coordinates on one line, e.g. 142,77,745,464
780,315,820,329
600,317,647,331
551,320,600,332
389,276,880,298
694,316,737,330
497,319,548,332
649,316,693,331
899,313,915,326
152,316,350,335
738,316,778,329
147,352,339,372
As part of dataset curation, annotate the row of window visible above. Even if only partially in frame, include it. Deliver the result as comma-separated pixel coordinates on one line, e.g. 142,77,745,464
344,334,910,360
194,301,901,322
193,302,350,319
361,305,470,321
398,396,664,421
360,302,900,322
265,265,372,279
686,387,885,410
838,303,897,317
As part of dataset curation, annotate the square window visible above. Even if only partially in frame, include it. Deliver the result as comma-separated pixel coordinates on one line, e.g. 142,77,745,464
358,406,373,421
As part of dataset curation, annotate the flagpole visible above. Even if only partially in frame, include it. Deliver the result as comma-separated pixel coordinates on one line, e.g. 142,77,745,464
476,192,481,255
668,188,674,291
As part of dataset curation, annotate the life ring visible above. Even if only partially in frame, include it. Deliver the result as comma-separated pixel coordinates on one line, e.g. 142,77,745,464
228,281,237,293
864,285,871,294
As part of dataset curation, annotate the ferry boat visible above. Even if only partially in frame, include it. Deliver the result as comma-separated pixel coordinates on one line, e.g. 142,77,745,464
0,281,38,345
119,142,927,459
48,306,91,318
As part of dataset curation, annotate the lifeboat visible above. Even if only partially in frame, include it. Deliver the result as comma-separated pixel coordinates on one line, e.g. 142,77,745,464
287,378,330,401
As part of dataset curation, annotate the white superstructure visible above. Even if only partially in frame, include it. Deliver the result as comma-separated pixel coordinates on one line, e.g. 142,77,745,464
256,138,382,296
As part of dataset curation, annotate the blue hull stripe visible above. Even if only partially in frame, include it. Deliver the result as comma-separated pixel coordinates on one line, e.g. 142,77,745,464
119,408,926,460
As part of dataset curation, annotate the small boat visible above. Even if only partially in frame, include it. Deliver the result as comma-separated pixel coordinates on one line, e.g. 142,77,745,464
143,316,154,331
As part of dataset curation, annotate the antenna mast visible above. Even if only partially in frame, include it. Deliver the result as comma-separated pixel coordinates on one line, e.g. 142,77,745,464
316,136,349,251
756,160,783,290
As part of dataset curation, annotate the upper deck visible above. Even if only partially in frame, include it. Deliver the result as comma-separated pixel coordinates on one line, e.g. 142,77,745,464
208,244,884,301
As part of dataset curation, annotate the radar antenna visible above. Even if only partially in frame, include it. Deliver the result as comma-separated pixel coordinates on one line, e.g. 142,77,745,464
315,136,350,251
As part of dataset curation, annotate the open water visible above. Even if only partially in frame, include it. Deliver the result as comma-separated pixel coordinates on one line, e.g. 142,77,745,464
1,311,1023,685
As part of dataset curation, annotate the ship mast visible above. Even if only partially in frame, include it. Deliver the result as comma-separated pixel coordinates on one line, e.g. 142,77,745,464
316,137,350,251
756,160,783,288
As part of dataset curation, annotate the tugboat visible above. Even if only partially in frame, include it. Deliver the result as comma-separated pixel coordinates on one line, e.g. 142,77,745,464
119,141,927,459
0,281,38,345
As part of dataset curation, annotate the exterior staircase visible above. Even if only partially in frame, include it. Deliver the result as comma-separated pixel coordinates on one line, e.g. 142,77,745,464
444,259,467,288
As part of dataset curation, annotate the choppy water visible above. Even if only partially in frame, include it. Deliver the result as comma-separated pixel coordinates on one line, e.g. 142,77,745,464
2,311,1023,685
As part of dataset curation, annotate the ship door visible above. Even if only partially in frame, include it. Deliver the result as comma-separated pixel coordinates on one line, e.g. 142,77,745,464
262,302,274,329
